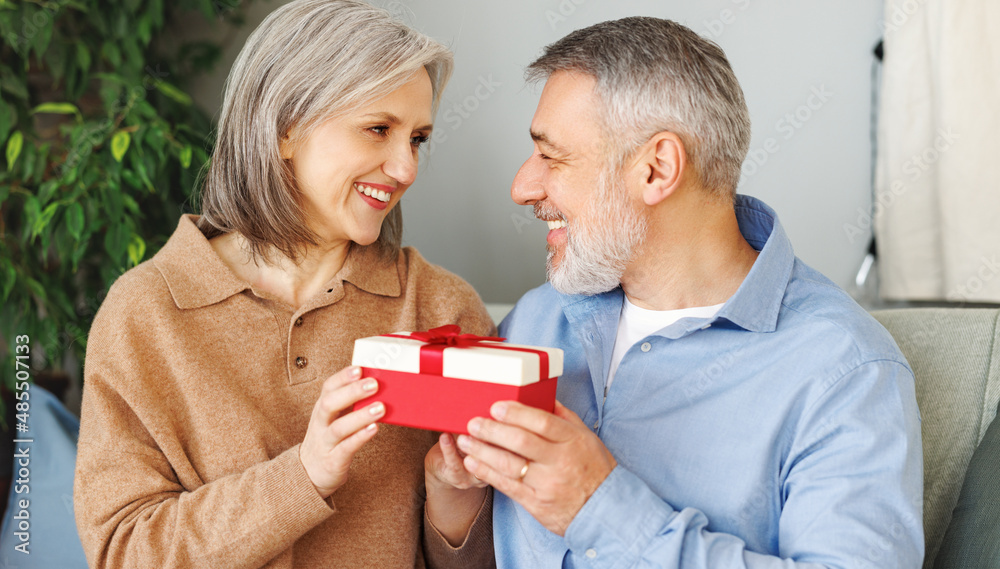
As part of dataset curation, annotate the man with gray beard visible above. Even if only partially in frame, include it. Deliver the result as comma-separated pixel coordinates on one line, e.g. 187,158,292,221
444,16,924,569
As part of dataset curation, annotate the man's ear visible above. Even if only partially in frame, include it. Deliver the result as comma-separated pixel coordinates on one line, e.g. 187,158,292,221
634,132,686,206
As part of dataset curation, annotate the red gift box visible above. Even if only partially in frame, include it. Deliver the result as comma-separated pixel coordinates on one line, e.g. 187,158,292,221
351,325,563,434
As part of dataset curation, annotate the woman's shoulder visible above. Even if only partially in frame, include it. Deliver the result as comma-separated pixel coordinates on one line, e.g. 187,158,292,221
90,261,175,338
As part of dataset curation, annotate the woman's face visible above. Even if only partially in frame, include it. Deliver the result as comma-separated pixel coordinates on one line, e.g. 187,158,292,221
281,68,434,247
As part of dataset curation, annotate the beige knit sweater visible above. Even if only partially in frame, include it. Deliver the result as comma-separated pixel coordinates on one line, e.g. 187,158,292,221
74,215,496,568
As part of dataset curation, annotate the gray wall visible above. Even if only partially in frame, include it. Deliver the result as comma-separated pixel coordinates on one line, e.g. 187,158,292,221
189,0,884,304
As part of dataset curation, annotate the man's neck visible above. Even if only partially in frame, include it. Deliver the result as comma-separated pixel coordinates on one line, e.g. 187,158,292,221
621,190,758,311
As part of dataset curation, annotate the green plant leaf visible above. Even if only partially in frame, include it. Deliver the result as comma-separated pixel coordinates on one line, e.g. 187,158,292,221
111,130,130,162
33,202,60,238
154,81,193,106
76,43,91,72
127,234,146,266
102,41,122,68
32,102,82,118
104,222,130,262
179,144,192,169
24,277,46,302
5,130,22,170
66,202,84,241
30,7,55,60
0,100,13,144
0,66,28,100
38,179,60,204
1,260,15,303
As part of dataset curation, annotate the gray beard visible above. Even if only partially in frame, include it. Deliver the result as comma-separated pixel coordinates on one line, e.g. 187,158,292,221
544,172,648,296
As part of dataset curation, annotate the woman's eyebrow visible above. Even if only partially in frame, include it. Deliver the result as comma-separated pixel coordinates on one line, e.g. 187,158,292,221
361,112,433,131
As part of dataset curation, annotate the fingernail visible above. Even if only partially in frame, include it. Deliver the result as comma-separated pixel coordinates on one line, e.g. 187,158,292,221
491,402,507,420
468,417,482,435
365,423,377,432
350,366,362,378
369,402,385,416
456,434,471,450
362,379,377,391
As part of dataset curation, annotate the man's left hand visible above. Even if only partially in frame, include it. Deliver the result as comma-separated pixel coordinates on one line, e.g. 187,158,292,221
457,400,617,536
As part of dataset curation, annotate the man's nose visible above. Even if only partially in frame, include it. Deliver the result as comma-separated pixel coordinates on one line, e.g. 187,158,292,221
511,156,545,206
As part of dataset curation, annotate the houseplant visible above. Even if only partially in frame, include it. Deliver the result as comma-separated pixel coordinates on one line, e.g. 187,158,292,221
0,0,248,416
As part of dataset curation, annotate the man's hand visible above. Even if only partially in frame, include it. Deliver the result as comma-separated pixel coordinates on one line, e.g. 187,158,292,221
458,400,617,536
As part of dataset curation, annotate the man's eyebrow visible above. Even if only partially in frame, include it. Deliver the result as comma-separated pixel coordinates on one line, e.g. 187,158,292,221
361,112,433,131
530,130,568,155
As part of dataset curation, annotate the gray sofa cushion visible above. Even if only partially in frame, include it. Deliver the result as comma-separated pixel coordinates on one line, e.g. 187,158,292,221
934,395,1000,568
872,309,1000,568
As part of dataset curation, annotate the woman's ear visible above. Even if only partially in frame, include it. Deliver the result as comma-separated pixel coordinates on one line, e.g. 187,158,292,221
635,132,687,206
279,129,296,161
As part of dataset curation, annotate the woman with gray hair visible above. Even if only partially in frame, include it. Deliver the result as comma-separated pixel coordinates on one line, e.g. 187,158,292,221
74,1,494,567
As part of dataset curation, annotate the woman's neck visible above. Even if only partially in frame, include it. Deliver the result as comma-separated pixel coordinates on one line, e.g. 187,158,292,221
211,233,351,310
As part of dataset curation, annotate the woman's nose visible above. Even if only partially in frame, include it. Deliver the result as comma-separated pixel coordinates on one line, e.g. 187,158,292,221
383,141,419,186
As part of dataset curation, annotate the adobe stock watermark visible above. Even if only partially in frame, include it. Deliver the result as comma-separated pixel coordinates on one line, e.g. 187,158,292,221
7,2,58,52
511,205,539,234
426,74,502,155
842,127,959,244
740,84,834,180
545,0,589,30
702,0,751,39
880,0,926,36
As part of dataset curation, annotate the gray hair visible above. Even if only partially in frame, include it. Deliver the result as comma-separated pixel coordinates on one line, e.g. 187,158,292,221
526,17,751,198
198,0,453,262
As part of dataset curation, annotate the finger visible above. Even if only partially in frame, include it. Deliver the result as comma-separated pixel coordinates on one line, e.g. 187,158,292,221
325,401,385,445
439,433,467,470
313,374,379,426
553,400,587,428
464,454,531,502
329,421,379,465
457,431,532,480
490,401,574,443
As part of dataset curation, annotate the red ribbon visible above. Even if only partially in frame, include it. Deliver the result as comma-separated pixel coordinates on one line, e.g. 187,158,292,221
384,325,550,381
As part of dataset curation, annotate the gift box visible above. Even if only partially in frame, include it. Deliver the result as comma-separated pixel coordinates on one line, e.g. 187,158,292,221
351,325,563,434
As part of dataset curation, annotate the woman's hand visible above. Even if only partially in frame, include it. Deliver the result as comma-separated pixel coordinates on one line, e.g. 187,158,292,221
426,433,488,491
300,366,384,498
424,433,489,546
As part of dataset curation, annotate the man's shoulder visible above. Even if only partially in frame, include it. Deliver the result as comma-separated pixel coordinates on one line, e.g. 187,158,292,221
778,258,908,370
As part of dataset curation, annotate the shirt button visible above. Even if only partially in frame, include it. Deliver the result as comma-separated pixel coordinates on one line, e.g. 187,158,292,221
295,356,308,369
294,317,304,327
640,342,652,352
585,548,597,559
592,421,599,430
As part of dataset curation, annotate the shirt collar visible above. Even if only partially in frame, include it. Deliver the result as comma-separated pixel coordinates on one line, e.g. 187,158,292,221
153,215,401,310
713,194,794,333
558,194,794,335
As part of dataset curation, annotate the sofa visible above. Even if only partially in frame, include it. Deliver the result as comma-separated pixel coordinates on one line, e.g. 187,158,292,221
2,308,997,567
873,308,1000,568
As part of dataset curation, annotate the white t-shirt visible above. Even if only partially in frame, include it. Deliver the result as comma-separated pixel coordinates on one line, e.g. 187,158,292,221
606,297,724,389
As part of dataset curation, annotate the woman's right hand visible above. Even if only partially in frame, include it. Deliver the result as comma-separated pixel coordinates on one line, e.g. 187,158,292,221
300,366,385,498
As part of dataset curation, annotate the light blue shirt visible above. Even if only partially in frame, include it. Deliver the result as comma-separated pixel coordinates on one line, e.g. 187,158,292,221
495,195,923,569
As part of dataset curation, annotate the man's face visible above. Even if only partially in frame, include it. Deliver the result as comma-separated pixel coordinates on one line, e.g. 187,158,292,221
511,71,647,295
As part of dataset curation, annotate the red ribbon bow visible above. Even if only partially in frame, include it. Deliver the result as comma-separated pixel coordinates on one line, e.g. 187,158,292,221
407,325,506,347
385,326,549,381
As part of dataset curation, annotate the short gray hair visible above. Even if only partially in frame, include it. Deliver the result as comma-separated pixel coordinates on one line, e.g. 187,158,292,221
527,17,751,198
198,0,453,261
